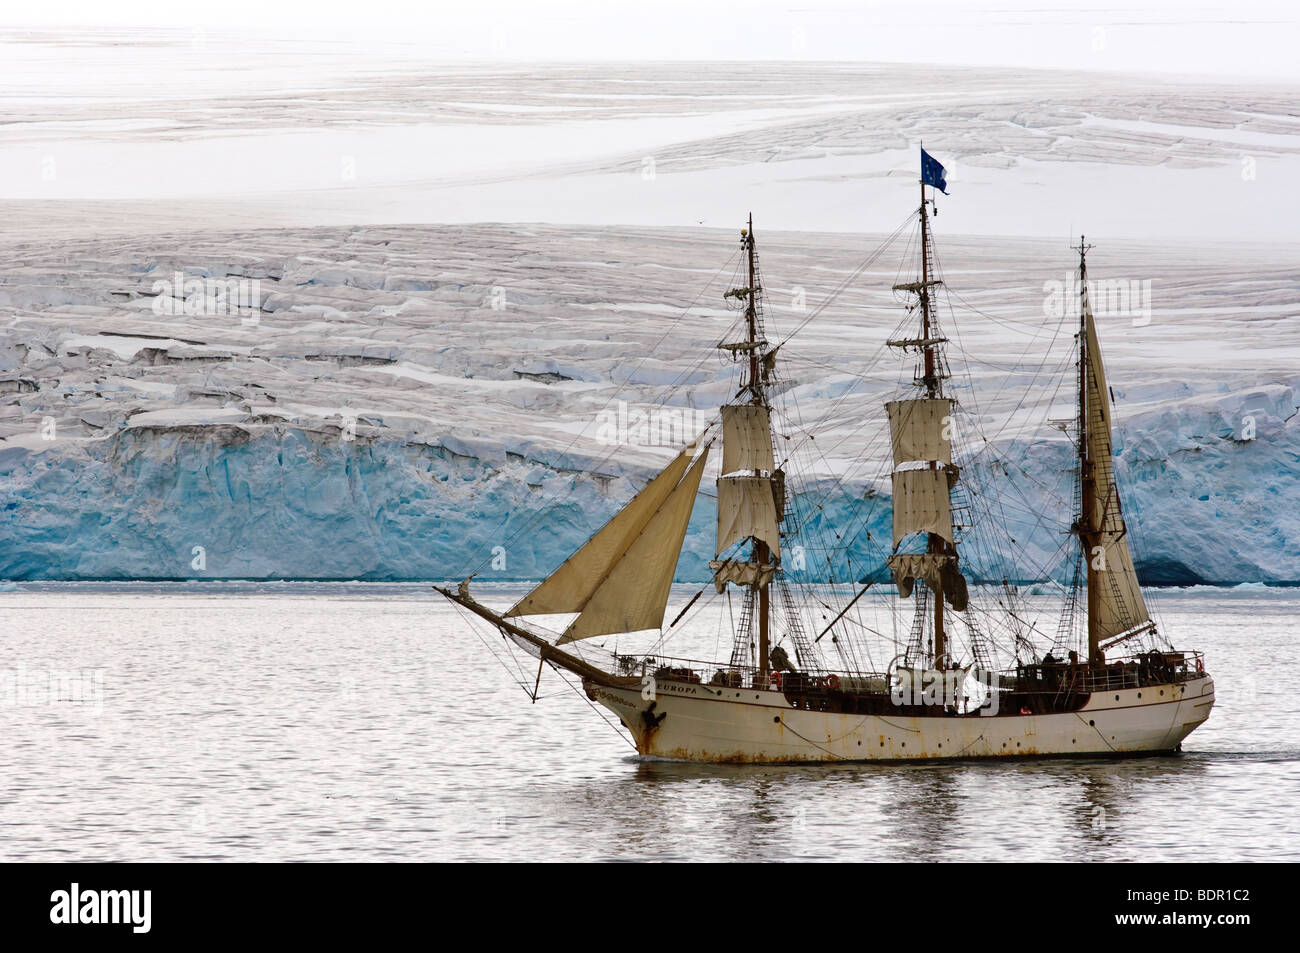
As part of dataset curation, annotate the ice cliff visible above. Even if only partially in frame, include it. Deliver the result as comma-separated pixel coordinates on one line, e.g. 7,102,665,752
1,225,1297,584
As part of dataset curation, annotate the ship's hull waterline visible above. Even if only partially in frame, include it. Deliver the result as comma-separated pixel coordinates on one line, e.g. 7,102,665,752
586,675,1216,763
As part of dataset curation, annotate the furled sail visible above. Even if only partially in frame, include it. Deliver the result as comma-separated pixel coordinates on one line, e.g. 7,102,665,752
1084,306,1151,639
886,398,953,466
507,435,704,625
720,404,774,474
708,560,776,593
717,474,781,558
886,552,968,611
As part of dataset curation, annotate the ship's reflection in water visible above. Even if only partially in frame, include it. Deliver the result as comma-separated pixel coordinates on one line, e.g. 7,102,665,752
0,583,1292,861
558,752,1253,861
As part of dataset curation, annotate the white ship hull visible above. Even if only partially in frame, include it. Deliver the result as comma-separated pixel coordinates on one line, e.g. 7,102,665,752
587,674,1216,763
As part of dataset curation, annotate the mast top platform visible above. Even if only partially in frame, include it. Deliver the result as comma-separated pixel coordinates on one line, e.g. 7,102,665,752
886,336,949,350
892,279,943,293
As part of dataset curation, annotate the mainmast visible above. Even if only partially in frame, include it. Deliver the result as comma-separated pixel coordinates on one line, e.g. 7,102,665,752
887,148,966,671
919,181,938,396
918,181,946,666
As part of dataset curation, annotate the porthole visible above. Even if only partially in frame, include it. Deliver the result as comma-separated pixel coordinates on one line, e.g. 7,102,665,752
1089,719,1095,726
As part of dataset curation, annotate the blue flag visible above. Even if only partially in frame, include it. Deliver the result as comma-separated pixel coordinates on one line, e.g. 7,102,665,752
921,148,948,194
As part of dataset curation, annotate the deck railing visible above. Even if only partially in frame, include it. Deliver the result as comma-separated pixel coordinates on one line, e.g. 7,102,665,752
614,649,1208,696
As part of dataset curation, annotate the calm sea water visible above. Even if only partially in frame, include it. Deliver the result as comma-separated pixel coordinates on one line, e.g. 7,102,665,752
0,582,1294,862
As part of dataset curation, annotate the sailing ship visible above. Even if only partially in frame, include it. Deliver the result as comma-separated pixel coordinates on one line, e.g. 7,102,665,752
438,150,1215,762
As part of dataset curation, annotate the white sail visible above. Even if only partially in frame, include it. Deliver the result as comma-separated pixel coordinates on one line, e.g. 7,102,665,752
887,396,963,608
886,398,953,465
720,404,775,474
890,468,953,546
507,435,703,620
717,474,781,558
555,446,710,643
1084,306,1151,639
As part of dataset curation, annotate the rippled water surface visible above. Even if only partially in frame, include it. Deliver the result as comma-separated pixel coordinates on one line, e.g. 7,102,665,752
0,583,1294,862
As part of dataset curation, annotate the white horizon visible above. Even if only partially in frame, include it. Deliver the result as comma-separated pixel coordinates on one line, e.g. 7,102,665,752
4,0,1299,82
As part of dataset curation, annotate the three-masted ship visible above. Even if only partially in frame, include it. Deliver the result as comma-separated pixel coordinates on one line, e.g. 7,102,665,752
439,151,1215,762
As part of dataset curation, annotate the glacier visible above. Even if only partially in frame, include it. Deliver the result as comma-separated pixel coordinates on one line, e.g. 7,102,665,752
1,223,1297,584
2,51,1299,584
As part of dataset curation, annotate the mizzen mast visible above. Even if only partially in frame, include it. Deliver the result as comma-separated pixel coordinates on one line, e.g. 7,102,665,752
1077,236,1100,665
1072,236,1154,665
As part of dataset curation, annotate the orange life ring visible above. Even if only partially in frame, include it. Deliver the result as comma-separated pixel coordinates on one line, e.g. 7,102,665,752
1195,657,1204,674
768,670,783,690
825,673,840,691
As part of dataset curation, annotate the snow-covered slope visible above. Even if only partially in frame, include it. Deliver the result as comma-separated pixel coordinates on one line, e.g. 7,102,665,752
2,223,1296,583
4,46,1300,242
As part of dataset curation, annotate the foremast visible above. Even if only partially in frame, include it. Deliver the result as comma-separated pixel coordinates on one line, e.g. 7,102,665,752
450,216,792,685
712,214,784,678
886,157,967,670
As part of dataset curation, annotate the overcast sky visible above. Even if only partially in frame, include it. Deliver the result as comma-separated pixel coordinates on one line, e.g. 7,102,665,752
6,0,1300,80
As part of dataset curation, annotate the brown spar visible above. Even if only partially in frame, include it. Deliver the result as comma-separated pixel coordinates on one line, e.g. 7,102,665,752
433,584,624,687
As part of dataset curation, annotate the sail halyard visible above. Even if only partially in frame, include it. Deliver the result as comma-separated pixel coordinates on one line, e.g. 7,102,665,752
1075,238,1152,663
